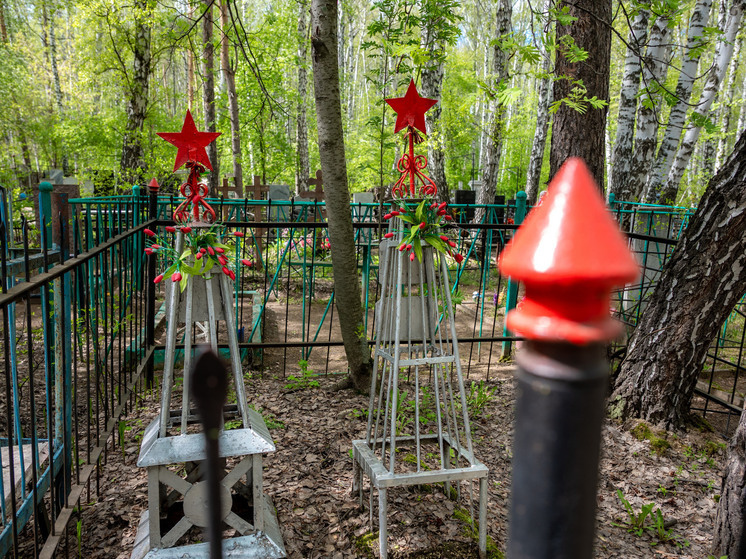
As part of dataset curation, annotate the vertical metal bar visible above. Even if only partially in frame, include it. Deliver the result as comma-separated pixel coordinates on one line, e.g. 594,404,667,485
501,191,527,359
160,233,185,437
181,279,195,435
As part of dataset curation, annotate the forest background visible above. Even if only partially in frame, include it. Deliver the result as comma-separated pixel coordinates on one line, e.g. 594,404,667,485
1,0,744,208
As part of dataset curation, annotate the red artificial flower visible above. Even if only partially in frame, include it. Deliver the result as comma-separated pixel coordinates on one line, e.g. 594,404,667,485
215,247,225,254
384,213,392,220
200,248,207,253
444,215,453,221
438,201,447,211
430,202,438,209
144,228,155,237
410,252,415,261
218,256,228,265
398,244,406,252
171,272,182,282
439,235,449,242
437,209,446,216
151,244,161,249
222,266,231,276
241,259,253,267
195,252,203,260
384,232,394,239
154,274,164,284
406,244,412,250
144,248,153,255
207,246,215,255
234,231,245,237
166,226,176,233
181,227,192,233
419,222,426,229
390,210,400,216
454,253,464,264
448,241,457,248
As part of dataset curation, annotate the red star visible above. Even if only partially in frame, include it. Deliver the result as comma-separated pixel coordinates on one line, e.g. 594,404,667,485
385,79,438,135
157,110,221,172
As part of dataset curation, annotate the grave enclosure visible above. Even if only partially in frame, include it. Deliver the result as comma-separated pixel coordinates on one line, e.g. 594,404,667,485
0,173,744,557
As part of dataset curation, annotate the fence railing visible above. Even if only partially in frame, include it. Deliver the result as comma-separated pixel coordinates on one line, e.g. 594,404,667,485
0,184,743,556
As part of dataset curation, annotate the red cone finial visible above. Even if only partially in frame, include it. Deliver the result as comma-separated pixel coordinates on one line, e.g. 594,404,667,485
148,178,160,194
499,158,639,344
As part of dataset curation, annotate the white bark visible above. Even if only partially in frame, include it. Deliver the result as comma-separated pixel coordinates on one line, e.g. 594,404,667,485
660,0,746,203
644,0,714,202
296,0,310,193
525,0,553,205
738,68,746,137
628,15,672,200
714,35,742,170
475,0,511,224
609,4,649,200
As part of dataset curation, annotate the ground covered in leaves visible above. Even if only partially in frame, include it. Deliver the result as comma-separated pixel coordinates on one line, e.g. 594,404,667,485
75,365,727,559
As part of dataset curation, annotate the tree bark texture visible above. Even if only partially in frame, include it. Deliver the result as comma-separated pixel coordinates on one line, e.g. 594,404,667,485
202,0,220,194
628,15,672,201
120,0,152,184
610,130,746,429
296,0,310,194
712,405,746,556
0,0,8,43
549,0,611,191
715,35,742,170
660,0,746,204
609,5,649,200
219,0,243,196
525,0,554,206
475,0,511,223
421,19,448,203
310,0,372,392
643,0,713,203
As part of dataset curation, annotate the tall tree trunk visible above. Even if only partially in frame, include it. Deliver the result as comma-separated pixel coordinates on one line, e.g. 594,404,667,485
475,0,511,223
420,8,448,204
43,3,68,174
659,0,746,204
609,4,649,200
610,130,746,428
714,35,742,170
643,0,713,203
525,0,554,206
188,0,195,111
712,404,746,557
310,0,372,392
202,0,219,194
628,15,672,201
738,67,746,137
219,0,243,195
120,0,152,184
548,0,612,191
296,0,310,194
0,0,8,43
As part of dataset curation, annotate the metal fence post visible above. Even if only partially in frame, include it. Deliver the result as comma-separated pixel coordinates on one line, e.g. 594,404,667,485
146,179,160,387
500,159,639,559
501,190,527,359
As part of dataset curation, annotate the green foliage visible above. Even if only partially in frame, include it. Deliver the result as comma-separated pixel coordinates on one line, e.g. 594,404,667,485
285,360,320,391
630,421,671,455
615,490,690,548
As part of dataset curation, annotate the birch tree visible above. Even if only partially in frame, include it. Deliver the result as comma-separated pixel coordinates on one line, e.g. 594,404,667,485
218,0,243,195
643,0,714,203
525,0,554,206
475,0,511,223
202,0,219,194
714,34,742,170
628,14,673,201
609,3,649,200
296,0,310,193
120,0,152,183
659,0,746,203
610,130,746,428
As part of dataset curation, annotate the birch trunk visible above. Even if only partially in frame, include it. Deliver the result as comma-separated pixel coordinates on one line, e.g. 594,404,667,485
549,0,612,191
120,0,152,183
525,0,554,206
628,15,672,201
738,68,746,137
714,36,742,170
310,0,372,392
643,0,713,203
712,404,746,556
475,0,511,223
659,0,745,204
296,0,310,193
219,0,243,196
421,56,448,203
610,130,746,429
0,0,8,42
202,0,220,194
609,5,649,200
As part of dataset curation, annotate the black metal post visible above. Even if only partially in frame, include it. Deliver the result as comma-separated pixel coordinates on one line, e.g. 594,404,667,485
191,349,228,559
508,341,607,559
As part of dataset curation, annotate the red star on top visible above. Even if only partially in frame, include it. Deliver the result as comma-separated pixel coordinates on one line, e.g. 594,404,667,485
386,79,438,135
157,110,221,172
